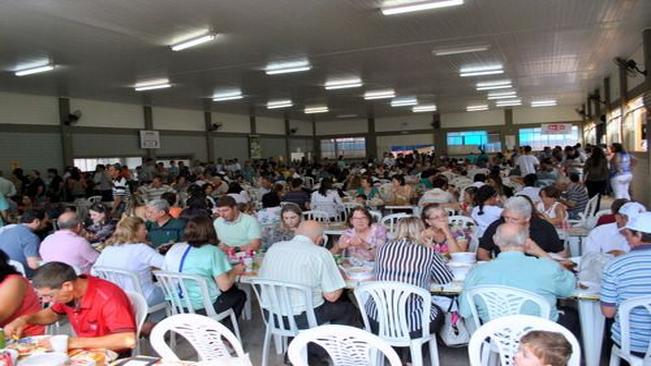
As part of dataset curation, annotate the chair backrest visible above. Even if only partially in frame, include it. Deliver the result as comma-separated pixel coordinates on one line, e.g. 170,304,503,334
88,195,103,204
380,213,413,235
354,281,431,342
303,177,315,189
150,314,246,361
9,260,26,276
445,207,458,216
617,295,651,358
468,314,581,366
92,266,145,295
248,278,318,337
153,271,217,317
124,291,148,340
287,324,402,366
321,233,329,247
303,210,331,223
369,210,382,223
342,202,362,221
464,285,552,329
582,194,600,220
587,209,611,229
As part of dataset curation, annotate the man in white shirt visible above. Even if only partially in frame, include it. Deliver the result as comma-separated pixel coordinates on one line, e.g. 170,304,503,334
516,146,540,176
418,176,455,207
584,201,646,255
516,174,542,205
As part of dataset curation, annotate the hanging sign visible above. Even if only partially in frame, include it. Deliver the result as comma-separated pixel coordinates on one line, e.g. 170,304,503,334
541,123,572,134
139,130,160,149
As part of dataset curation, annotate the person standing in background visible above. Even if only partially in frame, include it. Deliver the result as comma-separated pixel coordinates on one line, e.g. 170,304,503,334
608,143,635,200
583,146,609,199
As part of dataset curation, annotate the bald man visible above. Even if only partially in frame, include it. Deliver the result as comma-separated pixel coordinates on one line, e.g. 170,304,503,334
40,212,99,273
259,220,357,328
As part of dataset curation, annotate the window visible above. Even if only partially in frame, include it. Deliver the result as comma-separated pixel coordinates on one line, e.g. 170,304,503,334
584,123,597,146
320,137,366,159
446,131,501,155
518,126,580,151
73,157,142,172
622,97,647,152
390,144,435,156
606,108,622,145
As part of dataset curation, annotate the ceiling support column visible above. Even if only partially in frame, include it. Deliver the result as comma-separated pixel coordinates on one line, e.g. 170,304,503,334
204,111,215,162
58,97,74,167
284,117,291,163
248,115,256,160
432,112,446,158
366,116,377,160
312,117,320,162
143,105,155,160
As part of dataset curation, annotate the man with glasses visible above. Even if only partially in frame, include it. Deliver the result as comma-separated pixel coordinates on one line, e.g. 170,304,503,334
213,196,261,252
3,262,136,355
477,196,563,261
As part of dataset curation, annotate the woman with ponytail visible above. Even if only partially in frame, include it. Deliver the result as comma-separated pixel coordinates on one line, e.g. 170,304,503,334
471,185,502,237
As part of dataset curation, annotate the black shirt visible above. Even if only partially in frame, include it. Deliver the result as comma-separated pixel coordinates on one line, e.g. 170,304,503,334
479,216,563,257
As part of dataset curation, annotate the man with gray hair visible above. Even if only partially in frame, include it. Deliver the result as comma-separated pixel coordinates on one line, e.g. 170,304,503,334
145,199,186,248
39,211,99,273
477,196,563,261
459,222,576,329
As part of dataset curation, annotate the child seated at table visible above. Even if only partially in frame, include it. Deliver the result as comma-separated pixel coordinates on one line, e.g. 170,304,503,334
514,330,572,366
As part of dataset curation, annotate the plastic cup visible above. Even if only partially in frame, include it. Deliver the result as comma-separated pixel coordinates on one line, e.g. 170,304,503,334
49,335,69,354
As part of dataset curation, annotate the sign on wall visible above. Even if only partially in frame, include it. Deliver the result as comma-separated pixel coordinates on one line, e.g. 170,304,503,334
249,135,261,159
541,123,572,134
139,130,160,149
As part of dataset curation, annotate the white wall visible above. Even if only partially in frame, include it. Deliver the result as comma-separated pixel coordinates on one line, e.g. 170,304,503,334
609,67,621,101
153,107,204,131
289,119,313,136
70,98,144,128
255,116,285,135
376,133,434,157
211,112,251,133
316,119,368,135
512,106,578,124
441,110,505,128
375,115,434,132
627,43,646,92
0,92,59,125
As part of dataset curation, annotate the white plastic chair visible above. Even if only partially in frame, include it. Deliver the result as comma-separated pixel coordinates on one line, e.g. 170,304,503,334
248,278,319,366
9,260,26,276
468,314,581,366
380,213,413,236
150,314,247,362
463,285,552,330
153,271,241,342
354,281,440,366
88,195,103,204
303,210,331,223
124,291,148,356
609,295,651,366
321,233,329,247
445,207,458,216
342,202,362,221
588,209,611,229
369,210,382,223
287,324,402,366
92,266,169,316
568,194,600,228
303,177,315,189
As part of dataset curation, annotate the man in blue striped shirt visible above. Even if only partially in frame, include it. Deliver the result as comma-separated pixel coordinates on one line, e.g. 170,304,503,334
601,211,651,356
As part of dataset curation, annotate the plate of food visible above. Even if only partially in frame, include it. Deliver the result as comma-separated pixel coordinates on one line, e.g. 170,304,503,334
69,349,118,366
343,266,374,281
7,335,51,357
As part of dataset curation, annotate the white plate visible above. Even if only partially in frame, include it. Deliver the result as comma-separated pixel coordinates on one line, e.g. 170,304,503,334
20,352,69,366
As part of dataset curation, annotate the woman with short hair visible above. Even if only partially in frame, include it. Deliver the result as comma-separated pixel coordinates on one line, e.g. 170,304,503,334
331,207,387,261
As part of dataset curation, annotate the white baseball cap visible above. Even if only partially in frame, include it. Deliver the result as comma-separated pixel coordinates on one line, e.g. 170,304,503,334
618,202,646,220
623,212,651,234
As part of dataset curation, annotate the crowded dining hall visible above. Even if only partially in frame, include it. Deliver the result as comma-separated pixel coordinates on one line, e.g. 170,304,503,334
0,1,650,365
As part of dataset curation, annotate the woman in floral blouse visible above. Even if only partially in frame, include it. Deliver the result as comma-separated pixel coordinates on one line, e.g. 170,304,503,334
420,203,470,255
331,207,387,261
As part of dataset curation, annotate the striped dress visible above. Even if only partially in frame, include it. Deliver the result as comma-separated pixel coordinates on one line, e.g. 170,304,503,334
367,238,453,332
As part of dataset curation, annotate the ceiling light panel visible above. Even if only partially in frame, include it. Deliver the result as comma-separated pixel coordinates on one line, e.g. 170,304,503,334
531,99,557,107
212,90,243,102
381,0,464,15
433,45,490,56
391,97,418,107
460,64,504,77
170,33,217,51
134,79,171,91
466,104,489,111
267,99,293,109
364,89,396,100
305,105,329,114
265,60,311,75
14,64,55,76
495,99,522,107
413,104,437,112
325,78,363,90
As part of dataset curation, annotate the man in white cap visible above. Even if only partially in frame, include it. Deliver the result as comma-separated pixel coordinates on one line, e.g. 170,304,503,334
583,201,646,256
601,212,651,357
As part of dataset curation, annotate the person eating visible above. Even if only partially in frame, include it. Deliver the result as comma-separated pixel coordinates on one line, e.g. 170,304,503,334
213,196,262,252
85,202,117,244
420,203,469,255
263,203,303,250
0,250,44,336
145,199,186,248
330,207,387,261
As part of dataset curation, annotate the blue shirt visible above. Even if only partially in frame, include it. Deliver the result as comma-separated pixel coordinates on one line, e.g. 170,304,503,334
459,251,576,321
0,224,40,277
601,245,651,353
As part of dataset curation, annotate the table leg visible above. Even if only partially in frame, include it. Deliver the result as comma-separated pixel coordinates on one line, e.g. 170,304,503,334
578,298,605,366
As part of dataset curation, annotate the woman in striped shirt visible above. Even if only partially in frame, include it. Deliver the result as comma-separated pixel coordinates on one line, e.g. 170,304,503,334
367,216,453,339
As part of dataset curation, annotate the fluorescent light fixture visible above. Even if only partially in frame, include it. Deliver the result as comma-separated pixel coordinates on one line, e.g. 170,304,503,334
170,33,217,51
460,64,503,77
267,99,293,109
487,91,517,97
325,78,363,90
476,84,512,91
466,104,489,112
364,89,396,100
433,44,489,56
265,60,311,75
496,99,522,107
14,64,55,76
305,105,329,114
382,0,464,15
476,79,512,90
391,97,418,107
134,79,171,91
212,90,243,102
337,114,358,118
413,104,437,112
531,99,557,107
488,94,518,100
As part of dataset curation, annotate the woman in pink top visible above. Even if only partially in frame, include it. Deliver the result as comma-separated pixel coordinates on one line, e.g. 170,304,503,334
331,207,387,261
0,250,44,336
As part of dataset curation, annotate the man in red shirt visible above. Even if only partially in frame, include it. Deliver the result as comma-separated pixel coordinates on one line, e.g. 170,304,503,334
3,262,136,353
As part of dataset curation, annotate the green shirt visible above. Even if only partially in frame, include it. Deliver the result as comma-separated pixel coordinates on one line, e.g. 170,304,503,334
213,213,262,248
163,243,232,310
146,218,186,248
259,235,345,315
